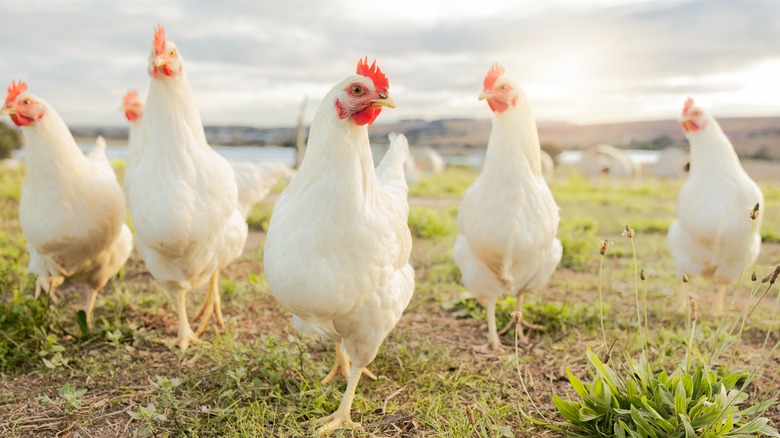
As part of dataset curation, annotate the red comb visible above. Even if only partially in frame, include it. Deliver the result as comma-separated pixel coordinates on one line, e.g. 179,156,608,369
683,97,694,115
5,80,27,106
483,63,505,90
123,90,139,107
356,57,389,92
153,25,166,56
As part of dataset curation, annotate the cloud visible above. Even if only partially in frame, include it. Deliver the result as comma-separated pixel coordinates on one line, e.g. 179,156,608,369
0,0,778,126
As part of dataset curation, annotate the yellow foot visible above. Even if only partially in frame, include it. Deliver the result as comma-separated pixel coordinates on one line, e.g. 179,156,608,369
192,274,226,335
321,361,350,385
315,412,361,436
321,364,377,385
176,329,205,351
476,340,509,354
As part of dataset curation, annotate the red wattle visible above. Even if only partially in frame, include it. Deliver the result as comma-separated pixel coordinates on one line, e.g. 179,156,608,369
10,114,33,127
488,99,508,113
352,106,381,126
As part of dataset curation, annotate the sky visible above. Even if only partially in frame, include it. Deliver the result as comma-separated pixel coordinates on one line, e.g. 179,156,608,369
2,0,780,127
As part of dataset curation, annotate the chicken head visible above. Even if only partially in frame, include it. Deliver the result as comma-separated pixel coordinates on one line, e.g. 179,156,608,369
2,80,45,127
148,25,183,79
122,90,144,121
680,97,708,133
334,57,396,126
479,63,518,113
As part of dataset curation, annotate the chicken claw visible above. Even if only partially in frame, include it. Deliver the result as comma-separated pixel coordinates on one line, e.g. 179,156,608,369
321,343,377,384
193,271,225,336
315,412,362,436
176,328,205,351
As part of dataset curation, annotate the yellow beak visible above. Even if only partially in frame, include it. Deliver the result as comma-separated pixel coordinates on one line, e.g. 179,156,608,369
153,57,166,67
478,90,492,101
371,94,396,109
1,107,15,115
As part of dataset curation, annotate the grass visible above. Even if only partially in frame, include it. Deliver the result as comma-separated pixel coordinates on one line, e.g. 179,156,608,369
1,164,780,436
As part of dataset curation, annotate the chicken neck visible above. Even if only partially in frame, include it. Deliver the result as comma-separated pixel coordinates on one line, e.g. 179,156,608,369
143,71,210,156
21,101,89,184
687,121,745,178
482,105,543,179
288,98,378,203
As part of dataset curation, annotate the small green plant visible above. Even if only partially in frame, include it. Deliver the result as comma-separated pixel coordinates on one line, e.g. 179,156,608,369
39,334,69,369
37,383,88,416
548,349,778,437
128,403,167,437
105,328,124,348
58,383,88,411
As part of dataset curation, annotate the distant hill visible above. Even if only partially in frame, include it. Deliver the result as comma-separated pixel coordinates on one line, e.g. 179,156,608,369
370,117,780,160
68,116,780,160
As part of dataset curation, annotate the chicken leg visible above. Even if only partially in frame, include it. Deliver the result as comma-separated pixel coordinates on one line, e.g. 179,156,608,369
316,363,364,435
715,283,727,315
175,287,202,350
485,300,502,350
193,271,225,336
85,287,100,331
34,275,64,303
505,292,530,344
321,343,377,385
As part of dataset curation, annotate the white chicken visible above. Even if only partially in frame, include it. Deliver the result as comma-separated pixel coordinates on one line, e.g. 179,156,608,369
120,90,144,170
2,80,132,330
454,64,562,350
227,161,295,219
120,91,294,219
264,58,414,435
668,98,764,314
124,26,247,350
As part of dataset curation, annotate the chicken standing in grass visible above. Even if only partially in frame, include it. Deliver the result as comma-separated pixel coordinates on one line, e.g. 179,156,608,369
668,98,764,314
121,91,294,219
454,64,562,350
264,58,413,435
2,81,132,330
124,26,247,350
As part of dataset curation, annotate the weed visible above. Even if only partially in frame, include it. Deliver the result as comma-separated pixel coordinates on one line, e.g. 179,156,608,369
547,349,778,437
128,403,167,437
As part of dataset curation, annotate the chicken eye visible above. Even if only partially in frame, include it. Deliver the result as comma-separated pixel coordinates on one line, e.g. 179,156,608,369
22,99,30,105
692,110,701,117
500,84,507,90
351,85,363,96
169,50,176,57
